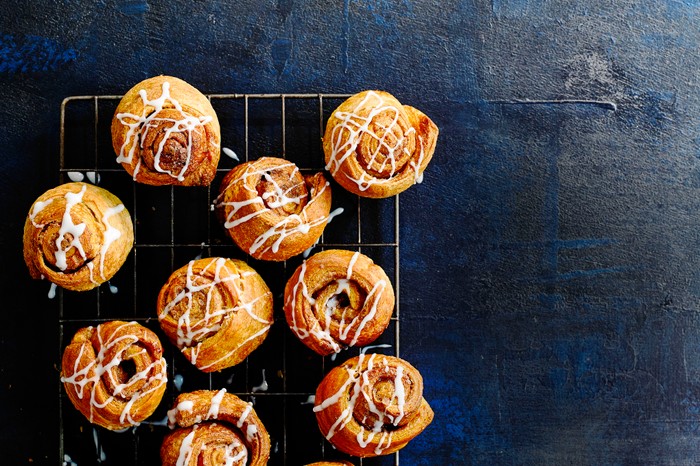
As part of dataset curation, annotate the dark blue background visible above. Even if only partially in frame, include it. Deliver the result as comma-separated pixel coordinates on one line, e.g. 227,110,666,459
4,1,700,464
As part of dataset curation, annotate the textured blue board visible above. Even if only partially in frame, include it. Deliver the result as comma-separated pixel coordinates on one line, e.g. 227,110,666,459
2,1,700,464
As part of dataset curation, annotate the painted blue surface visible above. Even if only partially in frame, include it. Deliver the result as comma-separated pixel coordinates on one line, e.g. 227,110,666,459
3,0,700,464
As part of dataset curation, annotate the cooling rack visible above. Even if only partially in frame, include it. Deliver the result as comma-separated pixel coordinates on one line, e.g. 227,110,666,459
57,93,402,465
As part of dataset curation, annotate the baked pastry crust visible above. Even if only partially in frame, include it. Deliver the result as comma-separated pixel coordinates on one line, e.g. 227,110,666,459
23,182,133,291
323,90,438,198
111,75,220,186
314,353,433,457
305,462,355,466
60,320,167,431
284,249,394,355
157,257,274,372
162,389,270,466
215,156,336,261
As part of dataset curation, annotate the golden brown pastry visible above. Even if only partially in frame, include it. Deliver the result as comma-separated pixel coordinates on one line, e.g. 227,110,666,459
323,90,438,198
283,249,394,355
305,462,355,466
111,75,220,186
214,156,338,261
162,389,270,466
314,353,433,457
157,257,274,372
60,320,167,431
23,182,133,292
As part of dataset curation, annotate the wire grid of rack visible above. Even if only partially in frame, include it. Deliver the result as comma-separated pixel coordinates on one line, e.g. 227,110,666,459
57,92,402,465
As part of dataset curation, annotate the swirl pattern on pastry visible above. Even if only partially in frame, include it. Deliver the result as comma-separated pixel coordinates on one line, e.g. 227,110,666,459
214,156,340,261
162,389,270,466
157,257,274,372
23,182,133,292
314,353,433,457
60,321,168,431
323,90,438,198
111,75,220,186
284,249,394,355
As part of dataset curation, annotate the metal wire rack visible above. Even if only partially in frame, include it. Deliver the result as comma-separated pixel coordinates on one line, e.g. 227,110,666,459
57,93,402,465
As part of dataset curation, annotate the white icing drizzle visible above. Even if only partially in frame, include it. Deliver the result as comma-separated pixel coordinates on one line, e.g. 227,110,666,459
360,344,392,354
236,403,252,429
108,283,119,294
246,424,258,442
286,251,385,353
54,184,88,271
224,446,247,465
99,204,125,280
60,322,168,427
92,428,106,462
159,258,272,355
206,388,227,420
409,135,426,184
223,147,240,161
116,81,213,181
326,91,417,190
176,426,197,466
234,401,258,442
167,399,194,426
29,198,54,228
169,391,254,465
251,369,268,393
215,162,343,257
86,171,100,184
67,171,85,182
173,373,184,391
63,454,78,466
301,395,316,405
314,353,408,453
31,185,126,281
48,282,57,299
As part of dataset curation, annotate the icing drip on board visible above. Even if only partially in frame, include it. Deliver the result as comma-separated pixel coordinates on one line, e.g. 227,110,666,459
116,81,213,182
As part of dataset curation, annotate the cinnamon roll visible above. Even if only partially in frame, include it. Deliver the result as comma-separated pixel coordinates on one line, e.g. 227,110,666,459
23,182,133,292
214,156,339,261
284,249,394,355
162,389,270,466
156,257,274,372
60,320,168,431
314,353,433,457
323,90,438,198
111,75,220,186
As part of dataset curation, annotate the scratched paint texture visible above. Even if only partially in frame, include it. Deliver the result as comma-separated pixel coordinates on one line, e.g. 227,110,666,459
2,0,700,464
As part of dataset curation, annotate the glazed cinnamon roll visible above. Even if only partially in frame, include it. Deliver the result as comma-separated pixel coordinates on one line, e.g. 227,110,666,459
162,389,270,466
323,90,438,198
111,75,220,186
60,321,168,431
156,257,274,372
214,156,339,261
314,354,433,457
283,249,394,355
23,182,133,292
